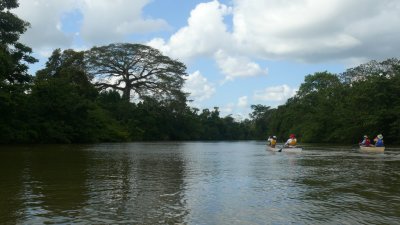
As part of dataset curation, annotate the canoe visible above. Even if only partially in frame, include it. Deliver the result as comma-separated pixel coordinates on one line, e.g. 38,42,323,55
267,146,302,153
359,146,385,153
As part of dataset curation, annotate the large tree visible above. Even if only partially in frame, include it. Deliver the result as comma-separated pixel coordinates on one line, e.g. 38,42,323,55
0,0,36,84
0,0,37,143
85,43,188,102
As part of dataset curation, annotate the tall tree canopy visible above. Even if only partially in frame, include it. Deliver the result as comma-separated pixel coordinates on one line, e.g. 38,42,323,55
0,0,36,84
0,0,37,143
254,59,400,144
85,43,188,102
340,58,400,84
30,49,127,143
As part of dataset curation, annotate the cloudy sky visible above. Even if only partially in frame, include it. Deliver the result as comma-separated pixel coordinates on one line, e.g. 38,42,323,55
13,0,400,118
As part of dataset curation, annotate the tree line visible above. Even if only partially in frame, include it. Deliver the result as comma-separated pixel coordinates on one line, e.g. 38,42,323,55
251,59,400,144
1,0,399,144
1,1,251,143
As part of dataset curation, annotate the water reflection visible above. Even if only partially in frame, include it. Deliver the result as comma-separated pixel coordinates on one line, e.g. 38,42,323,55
1,142,400,224
0,145,89,224
0,146,27,224
296,150,400,224
83,143,188,224
179,142,307,224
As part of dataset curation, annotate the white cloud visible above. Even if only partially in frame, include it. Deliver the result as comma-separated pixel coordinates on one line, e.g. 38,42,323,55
237,96,248,108
217,96,248,118
14,0,75,51
148,0,233,61
214,49,267,81
147,38,171,55
232,0,400,62
147,0,400,79
183,71,216,102
254,85,298,102
79,0,168,45
14,0,168,52
13,0,400,64
220,101,251,119
220,103,235,115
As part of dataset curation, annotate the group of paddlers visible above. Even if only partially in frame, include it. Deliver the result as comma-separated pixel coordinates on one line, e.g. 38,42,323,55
359,134,384,147
267,133,384,148
267,134,297,148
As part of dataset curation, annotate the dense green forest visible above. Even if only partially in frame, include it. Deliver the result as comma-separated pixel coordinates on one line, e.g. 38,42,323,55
251,60,400,144
1,0,399,144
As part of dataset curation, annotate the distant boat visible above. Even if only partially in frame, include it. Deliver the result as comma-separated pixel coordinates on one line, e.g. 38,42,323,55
266,145,302,153
359,146,385,153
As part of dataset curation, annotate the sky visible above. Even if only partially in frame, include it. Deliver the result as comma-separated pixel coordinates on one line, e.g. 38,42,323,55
13,0,400,119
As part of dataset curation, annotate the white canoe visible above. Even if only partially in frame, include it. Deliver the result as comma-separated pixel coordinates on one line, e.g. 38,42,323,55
359,146,385,153
267,146,302,153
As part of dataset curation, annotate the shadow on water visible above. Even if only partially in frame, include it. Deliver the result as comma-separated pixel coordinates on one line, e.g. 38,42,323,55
0,143,188,224
0,145,90,224
0,145,27,224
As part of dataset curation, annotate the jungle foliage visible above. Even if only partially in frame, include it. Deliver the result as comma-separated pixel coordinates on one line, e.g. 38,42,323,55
259,60,400,144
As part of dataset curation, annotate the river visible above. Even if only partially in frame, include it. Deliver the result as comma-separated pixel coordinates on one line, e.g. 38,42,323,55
1,141,399,224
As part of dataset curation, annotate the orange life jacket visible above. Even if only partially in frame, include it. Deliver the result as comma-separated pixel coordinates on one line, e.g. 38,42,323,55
289,138,297,146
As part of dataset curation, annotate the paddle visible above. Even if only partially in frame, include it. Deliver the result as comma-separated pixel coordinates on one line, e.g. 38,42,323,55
278,145,303,152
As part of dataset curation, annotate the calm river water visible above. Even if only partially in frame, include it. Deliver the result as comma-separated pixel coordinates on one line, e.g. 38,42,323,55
1,141,400,224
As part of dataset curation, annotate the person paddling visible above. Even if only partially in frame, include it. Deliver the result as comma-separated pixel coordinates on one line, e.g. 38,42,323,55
284,134,297,148
359,135,371,147
270,136,277,148
374,134,384,147
267,136,272,146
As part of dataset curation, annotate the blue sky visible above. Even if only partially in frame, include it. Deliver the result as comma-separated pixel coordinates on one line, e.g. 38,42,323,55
13,0,400,119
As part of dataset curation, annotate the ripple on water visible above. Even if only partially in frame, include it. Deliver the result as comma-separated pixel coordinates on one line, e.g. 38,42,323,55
1,142,400,224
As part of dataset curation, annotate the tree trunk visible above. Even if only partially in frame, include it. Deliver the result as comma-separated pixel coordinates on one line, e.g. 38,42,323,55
122,87,131,102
